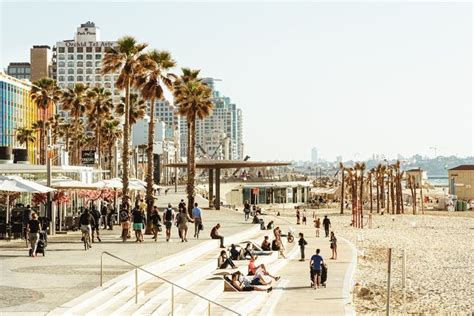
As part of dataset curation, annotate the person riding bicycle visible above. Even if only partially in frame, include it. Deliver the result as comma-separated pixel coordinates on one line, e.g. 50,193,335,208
79,209,96,246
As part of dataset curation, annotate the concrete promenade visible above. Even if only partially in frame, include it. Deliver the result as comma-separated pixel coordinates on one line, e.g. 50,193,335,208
0,187,357,315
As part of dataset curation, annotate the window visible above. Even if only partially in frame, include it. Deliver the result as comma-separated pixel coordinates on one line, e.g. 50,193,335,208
76,54,83,60
68,47,74,53
59,61,65,67
58,69,65,74
104,75,111,81
105,82,112,89
95,47,102,52
25,68,31,74
68,76,74,81
58,76,65,81
95,68,101,73
95,54,101,59
114,90,120,96
67,61,74,67
18,68,24,74
68,54,74,60
95,61,101,67
86,75,93,81
77,47,83,53
77,75,83,81
77,61,83,67
86,68,93,74
95,75,101,81
58,54,65,60
68,69,74,74
86,47,93,53
86,54,93,60
86,61,93,67
77,68,83,74
58,47,65,53
9,68,17,74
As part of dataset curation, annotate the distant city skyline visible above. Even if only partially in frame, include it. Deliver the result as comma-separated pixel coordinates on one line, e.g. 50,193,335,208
1,2,472,161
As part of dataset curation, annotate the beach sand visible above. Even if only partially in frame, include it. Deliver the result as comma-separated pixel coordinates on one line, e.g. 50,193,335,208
262,205,474,314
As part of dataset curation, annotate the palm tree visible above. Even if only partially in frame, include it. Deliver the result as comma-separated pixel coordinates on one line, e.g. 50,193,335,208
86,87,114,169
61,83,90,165
31,119,50,164
137,49,176,217
339,163,345,215
102,35,148,197
102,119,123,177
116,93,147,126
30,78,61,164
16,127,36,153
174,69,213,214
48,114,64,146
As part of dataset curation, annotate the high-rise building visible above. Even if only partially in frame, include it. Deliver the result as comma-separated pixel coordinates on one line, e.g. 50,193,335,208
180,78,244,160
53,22,120,104
311,147,318,163
7,62,31,80
0,72,55,162
30,45,52,81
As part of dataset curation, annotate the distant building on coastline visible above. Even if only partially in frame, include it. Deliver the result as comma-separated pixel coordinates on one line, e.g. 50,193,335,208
448,165,474,200
311,147,318,163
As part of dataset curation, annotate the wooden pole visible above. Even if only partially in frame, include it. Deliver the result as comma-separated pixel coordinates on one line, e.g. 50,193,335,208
386,248,392,316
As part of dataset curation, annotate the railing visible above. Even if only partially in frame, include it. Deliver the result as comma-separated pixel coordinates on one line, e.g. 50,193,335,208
100,251,241,316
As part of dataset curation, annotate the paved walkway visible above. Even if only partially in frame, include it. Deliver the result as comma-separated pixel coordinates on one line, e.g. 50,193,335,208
0,187,252,314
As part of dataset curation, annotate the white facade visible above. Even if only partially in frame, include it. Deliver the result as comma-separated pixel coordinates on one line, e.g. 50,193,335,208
53,22,121,104
311,147,318,163
179,78,244,160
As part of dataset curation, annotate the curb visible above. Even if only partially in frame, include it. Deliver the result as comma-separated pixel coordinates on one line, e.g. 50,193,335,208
339,236,357,316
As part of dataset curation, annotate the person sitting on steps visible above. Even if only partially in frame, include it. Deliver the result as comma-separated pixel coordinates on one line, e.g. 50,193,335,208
218,250,237,269
247,257,280,282
210,223,225,248
261,236,271,251
230,272,272,292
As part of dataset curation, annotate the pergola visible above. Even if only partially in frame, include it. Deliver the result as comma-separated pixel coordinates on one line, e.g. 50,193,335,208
164,160,290,209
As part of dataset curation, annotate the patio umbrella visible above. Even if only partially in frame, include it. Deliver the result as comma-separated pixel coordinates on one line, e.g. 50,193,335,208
0,176,55,224
37,178,100,190
94,178,145,191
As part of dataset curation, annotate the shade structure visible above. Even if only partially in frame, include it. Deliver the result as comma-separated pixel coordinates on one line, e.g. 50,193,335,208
0,175,55,225
0,175,55,193
37,178,100,190
94,178,145,191
164,159,290,169
129,178,164,190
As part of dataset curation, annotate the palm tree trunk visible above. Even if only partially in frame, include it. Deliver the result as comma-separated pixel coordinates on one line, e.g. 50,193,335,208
108,144,113,179
390,172,395,214
340,169,345,214
359,172,364,228
187,117,196,216
369,174,373,213
145,98,155,234
386,173,390,214
399,173,404,214
96,116,102,169
122,79,131,197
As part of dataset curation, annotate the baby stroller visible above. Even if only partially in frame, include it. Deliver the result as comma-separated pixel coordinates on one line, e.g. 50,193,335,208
321,263,328,287
29,231,47,257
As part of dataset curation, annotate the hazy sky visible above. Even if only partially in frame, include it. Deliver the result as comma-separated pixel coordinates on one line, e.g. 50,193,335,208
1,1,472,161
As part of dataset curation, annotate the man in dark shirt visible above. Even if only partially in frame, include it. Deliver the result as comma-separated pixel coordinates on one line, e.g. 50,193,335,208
310,249,324,288
91,205,102,242
322,215,331,238
27,212,42,257
210,223,225,248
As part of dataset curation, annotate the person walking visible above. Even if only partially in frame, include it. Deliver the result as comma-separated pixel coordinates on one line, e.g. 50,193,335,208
243,200,251,221
91,205,101,242
296,209,301,225
302,209,307,225
27,212,42,257
314,217,321,237
176,208,193,242
163,204,175,242
310,249,324,289
132,207,145,242
192,202,202,239
150,206,161,241
322,215,331,238
119,203,130,242
210,223,225,248
100,203,108,229
330,231,338,260
178,199,186,213
298,232,308,261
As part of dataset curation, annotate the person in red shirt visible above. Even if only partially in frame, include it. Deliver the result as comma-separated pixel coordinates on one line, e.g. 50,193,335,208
247,257,280,282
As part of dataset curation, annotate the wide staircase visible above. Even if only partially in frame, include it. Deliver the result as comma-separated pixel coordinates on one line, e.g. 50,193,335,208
49,220,297,316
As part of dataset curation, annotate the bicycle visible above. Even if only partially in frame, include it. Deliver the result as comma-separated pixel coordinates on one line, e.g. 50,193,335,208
81,226,92,251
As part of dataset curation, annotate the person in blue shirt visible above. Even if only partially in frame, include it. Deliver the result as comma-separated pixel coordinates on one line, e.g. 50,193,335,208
191,202,202,239
310,249,324,288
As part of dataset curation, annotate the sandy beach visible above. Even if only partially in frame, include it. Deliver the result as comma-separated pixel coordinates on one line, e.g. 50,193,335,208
263,205,474,314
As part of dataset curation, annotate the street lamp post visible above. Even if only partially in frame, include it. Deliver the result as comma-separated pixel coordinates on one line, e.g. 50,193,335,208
46,127,54,235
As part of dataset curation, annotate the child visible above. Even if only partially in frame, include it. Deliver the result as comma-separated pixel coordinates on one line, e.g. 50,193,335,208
298,232,308,261
314,217,321,237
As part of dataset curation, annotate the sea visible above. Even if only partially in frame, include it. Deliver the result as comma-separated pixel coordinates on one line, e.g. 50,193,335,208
427,176,449,187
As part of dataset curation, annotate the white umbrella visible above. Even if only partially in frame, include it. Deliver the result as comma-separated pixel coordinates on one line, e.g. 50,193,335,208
0,176,55,224
130,178,163,190
38,178,100,190
94,178,145,191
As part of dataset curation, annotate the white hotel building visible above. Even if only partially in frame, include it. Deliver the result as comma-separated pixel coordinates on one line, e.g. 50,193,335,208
52,22,121,104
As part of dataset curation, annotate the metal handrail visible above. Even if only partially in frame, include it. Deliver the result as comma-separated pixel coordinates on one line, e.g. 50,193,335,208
100,251,241,316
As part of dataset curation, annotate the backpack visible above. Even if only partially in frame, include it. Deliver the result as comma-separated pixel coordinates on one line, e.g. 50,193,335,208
165,208,173,221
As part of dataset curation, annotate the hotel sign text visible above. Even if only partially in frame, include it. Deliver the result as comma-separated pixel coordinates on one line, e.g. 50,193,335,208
65,41,115,48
